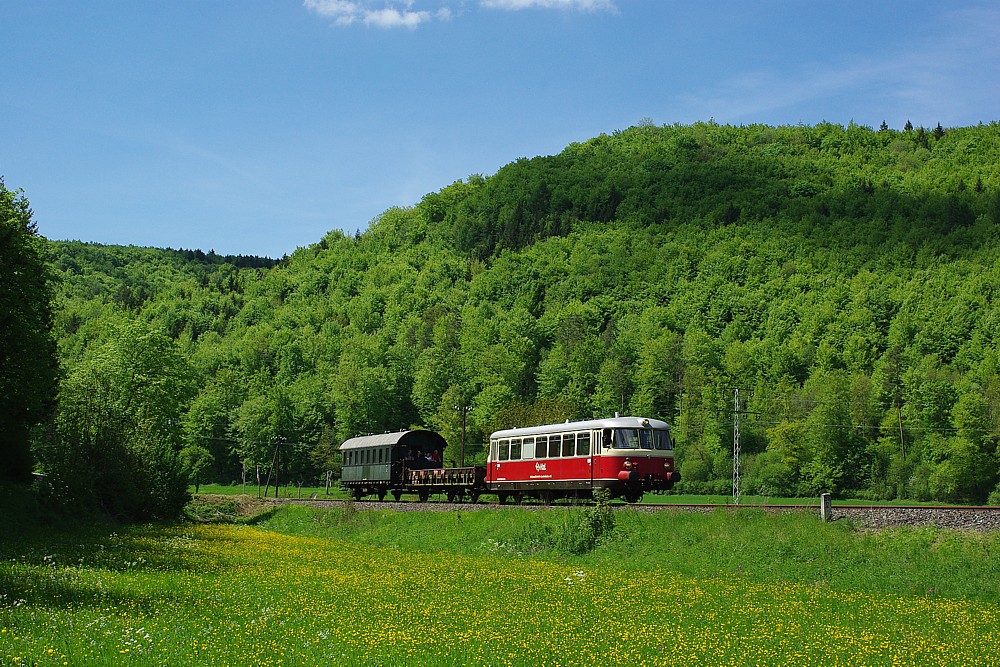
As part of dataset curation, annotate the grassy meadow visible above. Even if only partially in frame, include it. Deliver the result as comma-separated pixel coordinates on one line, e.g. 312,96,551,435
2,494,1000,666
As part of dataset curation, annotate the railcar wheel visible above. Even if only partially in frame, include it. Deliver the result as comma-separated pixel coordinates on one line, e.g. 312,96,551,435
470,492,481,503
418,489,430,503
392,490,403,502
498,493,509,505
351,488,364,501
377,490,386,501
624,490,643,504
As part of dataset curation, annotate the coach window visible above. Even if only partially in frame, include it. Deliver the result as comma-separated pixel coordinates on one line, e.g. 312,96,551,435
522,437,534,459
535,436,548,459
576,432,591,456
613,429,641,449
561,433,574,457
499,439,510,461
548,434,561,458
510,438,522,460
653,430,673,450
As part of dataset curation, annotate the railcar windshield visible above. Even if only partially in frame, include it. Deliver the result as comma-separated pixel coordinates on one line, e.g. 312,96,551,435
612,428,672,451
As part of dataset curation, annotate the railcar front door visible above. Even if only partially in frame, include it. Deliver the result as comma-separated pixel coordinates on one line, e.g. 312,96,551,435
588,429,596,495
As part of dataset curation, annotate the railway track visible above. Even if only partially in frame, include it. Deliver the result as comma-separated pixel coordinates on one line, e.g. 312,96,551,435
263,496,1000,531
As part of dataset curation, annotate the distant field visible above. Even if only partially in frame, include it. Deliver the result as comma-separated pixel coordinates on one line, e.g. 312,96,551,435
4,499,999,665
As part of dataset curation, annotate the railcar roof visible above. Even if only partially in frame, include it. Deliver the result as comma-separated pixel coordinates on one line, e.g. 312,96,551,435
339,429,447,451
490,416,669,439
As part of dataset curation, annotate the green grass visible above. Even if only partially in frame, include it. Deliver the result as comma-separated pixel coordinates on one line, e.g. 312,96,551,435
190,482,347,499
3,487,999,666
255,503,1000,602
193,484,977,507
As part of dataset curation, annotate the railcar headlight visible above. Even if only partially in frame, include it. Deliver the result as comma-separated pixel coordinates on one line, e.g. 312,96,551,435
624,458,633,470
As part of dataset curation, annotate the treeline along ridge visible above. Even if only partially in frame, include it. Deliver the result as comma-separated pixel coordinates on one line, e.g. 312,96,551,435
6,120,1000,516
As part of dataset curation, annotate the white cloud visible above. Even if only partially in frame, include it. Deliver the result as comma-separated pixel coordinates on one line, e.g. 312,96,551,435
480,0,617,10
364,8,431,28
303,0,362,25
303,0,446,28
304,0,615,28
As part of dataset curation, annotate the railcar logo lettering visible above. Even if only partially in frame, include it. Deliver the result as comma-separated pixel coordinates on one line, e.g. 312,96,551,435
535,462,547,472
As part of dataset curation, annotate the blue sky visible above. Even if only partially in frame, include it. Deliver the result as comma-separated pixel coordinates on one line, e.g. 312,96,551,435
4,1,998,257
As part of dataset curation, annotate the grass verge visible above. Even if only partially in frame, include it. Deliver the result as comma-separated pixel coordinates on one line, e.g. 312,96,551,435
2,488,999,666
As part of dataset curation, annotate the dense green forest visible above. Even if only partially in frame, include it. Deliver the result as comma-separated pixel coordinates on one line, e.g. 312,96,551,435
24,121,1000,512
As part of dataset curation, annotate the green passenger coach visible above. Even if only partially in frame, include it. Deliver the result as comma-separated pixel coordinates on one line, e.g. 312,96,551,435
339,429,449,501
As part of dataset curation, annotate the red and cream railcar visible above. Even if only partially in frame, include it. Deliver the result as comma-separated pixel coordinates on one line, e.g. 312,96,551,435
487,416,680,503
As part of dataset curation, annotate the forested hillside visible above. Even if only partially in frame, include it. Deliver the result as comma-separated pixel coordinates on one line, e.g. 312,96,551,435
45,121,1000,504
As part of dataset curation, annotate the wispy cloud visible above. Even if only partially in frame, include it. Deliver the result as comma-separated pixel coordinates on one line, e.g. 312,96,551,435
480,0,616,10
304,0,616,28
677,5,1000,127
303,1,448,28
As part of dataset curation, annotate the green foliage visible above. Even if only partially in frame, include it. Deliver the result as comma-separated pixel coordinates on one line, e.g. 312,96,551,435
179,444,214,493
37,121,1000,504
38,320,196,520
0,180,58,481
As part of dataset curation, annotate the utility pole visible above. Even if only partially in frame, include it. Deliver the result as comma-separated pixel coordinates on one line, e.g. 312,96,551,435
265,436,286,499
455,405,471,467
733,388,754,506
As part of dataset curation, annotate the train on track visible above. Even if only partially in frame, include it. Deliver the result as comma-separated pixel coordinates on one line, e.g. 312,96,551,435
339,415,680,504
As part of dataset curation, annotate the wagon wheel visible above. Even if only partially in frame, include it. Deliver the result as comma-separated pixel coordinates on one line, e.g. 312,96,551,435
513,492,524,505
447,491,460,503
470,492,481,504
418,489,430,503
624,490,643,504
377,489,386,502
351,488,364,501
392,490,403,502
497,493,509,505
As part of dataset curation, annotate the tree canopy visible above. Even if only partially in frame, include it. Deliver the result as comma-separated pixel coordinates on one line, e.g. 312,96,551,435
0,179,57,482
39,121,1000,504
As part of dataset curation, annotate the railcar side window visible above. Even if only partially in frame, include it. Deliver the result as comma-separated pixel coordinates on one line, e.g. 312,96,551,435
653,430,673,450
510,438,522,460
562,433,574,457
499,439,510,461
548,434,561,458
576,432,590,456
613,429,640,449
522,437,534,459
536,436,548,459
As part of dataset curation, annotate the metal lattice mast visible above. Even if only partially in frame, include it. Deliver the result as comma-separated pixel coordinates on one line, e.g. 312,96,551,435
733,388,741,506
